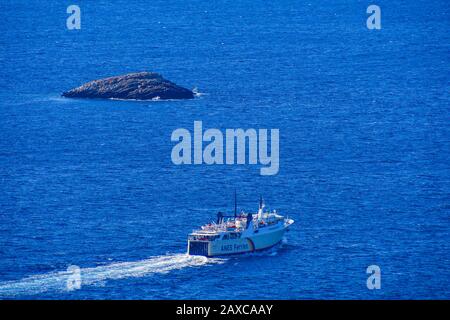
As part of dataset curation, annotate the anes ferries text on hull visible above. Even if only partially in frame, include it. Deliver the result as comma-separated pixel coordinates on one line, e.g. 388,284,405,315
188,198,294,257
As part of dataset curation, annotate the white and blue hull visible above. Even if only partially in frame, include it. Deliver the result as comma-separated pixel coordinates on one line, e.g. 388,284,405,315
188,219,293,257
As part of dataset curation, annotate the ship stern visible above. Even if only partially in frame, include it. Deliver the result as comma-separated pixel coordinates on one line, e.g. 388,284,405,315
187,240,210,257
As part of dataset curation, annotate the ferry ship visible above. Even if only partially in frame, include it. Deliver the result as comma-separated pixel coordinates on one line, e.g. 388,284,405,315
187,196,294,257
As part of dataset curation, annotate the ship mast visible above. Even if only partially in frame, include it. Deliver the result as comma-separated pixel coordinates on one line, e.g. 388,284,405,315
234,190,237,218
258,195,264,220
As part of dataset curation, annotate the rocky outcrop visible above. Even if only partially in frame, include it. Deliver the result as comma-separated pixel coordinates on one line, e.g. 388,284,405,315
62,72,194,100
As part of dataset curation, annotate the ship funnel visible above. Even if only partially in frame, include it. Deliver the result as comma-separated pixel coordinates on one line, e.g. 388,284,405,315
246,212,253,229
217,212,223,224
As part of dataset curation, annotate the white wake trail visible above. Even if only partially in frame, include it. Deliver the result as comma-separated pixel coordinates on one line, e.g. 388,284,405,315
0,254,224,297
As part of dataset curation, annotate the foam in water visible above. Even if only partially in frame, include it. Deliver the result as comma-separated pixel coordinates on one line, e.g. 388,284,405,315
0,254,224,297
192,87,205,97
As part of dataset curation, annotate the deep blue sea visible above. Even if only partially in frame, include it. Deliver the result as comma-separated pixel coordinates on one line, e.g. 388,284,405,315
0,0,449,299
